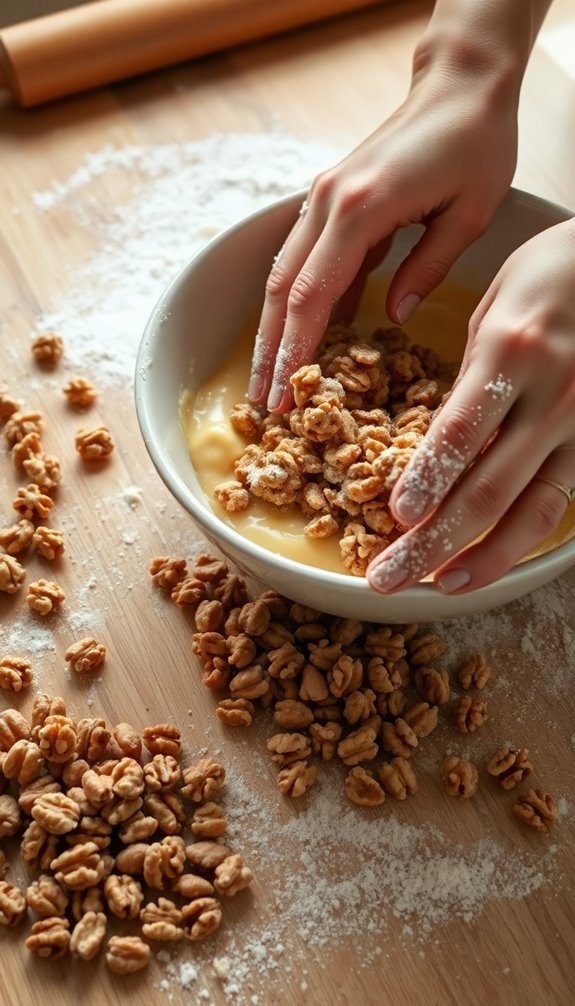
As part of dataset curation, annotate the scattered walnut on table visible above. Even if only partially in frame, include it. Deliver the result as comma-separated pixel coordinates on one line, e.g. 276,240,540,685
23,452,62,493
4,410,43,447
381,718,418,759
454,695,488,734
344,765,386,806
12,483,53,521
408,633,446,666
216,698,255,727
0,553,26,594
11,431,42,468
64,636,106,673
414,665,450,705
69,910,107,960
213,853,253,896
180,896,222,941
0,656,33,693
180,758,225,803
63,376,97,408
512,788,557,833
2,739,43,787
441,755,479,799
378,757,418,800
31,792,81,834
457,654,492,690
0,388,20,422
31,333,63,364
26,578,65,616
25,874,68,918
0,518,35,555
276,759,317,798
486,746,533,790
0,880,27,926
25,916,71,959
105,934,150,974
75,425,114,460
0,793,22,837
140,897,183,942
142,724,181,760
32,525,65,560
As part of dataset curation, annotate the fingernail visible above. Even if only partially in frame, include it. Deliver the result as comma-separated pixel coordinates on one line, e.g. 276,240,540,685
396,293,420,325
248,374,264,402
436,568,471,594
368,558,409,593
267,384,286,412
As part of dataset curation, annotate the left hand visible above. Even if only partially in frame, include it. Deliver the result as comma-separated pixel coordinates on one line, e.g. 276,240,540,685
366,216,575,595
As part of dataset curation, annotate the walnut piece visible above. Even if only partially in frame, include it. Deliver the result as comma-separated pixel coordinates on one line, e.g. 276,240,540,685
31,332,63,363
0,656,33,692
457,654,492,690
181,896,222,941
23,452,62,492
486,746,533,790
378,757,418,800
25,916,70,959
150,555,187,590
12,483,53,520
70,911,107,960
106,935,150,974
0,553,26,594
344,766,386,806
32,525,65,559
512,788,557,833
31,792,81,834
104,874,144,919
65,636,106,673
25,874,68,918
454,695,488,734
26,578,65,615
63,376,97,408
75,425,114,460
216,698,255,727
0,518,35,555
214,853,253,896
142,724,181,759
276,759,317,798
0,880,27,926
180,759,225,802
441,756,478,799
4,410,42,446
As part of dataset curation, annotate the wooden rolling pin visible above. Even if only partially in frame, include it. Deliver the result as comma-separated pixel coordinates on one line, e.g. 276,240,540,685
0,0,386,108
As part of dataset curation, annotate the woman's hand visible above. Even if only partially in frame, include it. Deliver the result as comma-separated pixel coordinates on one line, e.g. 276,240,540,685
366,217,575,595
248,25,525,413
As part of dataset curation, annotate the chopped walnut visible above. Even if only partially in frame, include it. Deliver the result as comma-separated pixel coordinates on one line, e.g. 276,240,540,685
106,935,150,973
12,483,53,520
4,410,42,446
0,880,27,926
32,525,65,560
512,788,557,833
0,656,33,692
214,480,250,512
408,633,446,666
195,598,226,633
193,553,229,583
51,842,107,889
379,757,418,800
140,897,183,941
171,575,207,607
381,718,418,758
70,911,107,960
31,792,81,834
191,802,228,838
75,425,114,460
180,759,225,803
456,654,492,690
0,553,26,594
454,695,488,734
63,376,97,408
216,698,255,727
149,555,187,590
276,759,317,798
304,513,339,538
25,874,68,918
0,518,35,555
64,636,106,673
0,794,21,837
414,665,450,705
26,916,70,959
104,874,144,919
181,896,222,941
340,521,386,575
344,766,386,806
26,578,65,615
37,714,76,763
142,724,181,759
23,452,62,492
31,332,63,363
0,388,20,423
3,739,43,786
487,746,533,790
213,853,253,896
441,756,478,799
11,430,42,468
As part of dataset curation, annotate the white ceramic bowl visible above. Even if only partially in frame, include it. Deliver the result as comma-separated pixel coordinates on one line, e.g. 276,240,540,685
135,187,575,622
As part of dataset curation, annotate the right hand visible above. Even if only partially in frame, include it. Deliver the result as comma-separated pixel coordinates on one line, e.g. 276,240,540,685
249,51,520,412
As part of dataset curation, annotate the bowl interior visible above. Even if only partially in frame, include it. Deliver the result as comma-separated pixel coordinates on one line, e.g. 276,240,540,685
136,187,575,620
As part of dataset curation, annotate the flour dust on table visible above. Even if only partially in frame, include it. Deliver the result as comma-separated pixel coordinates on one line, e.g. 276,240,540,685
30,132,340,386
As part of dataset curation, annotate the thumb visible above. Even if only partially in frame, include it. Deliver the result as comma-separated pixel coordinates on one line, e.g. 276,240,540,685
386,213,485,325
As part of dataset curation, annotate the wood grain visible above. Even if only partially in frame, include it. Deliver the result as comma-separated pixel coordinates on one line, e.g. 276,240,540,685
1,2,574,1004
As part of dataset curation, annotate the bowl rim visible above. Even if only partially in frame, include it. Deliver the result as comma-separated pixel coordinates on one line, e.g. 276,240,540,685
135,185,575,600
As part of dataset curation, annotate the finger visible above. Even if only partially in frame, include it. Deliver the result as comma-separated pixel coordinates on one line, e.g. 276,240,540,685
386,209,489,325
266,219,386,412
434,448,575,593
330,237,393,325
389,358,519,526
248,206,324,405
367,417,559,594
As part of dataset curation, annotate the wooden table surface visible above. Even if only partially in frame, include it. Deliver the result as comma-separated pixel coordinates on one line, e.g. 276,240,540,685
1,2,575,1004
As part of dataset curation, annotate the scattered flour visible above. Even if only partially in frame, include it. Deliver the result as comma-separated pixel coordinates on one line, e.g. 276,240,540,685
31,133,340,387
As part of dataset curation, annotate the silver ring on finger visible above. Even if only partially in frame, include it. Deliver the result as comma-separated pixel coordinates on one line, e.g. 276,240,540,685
534,477,575,506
